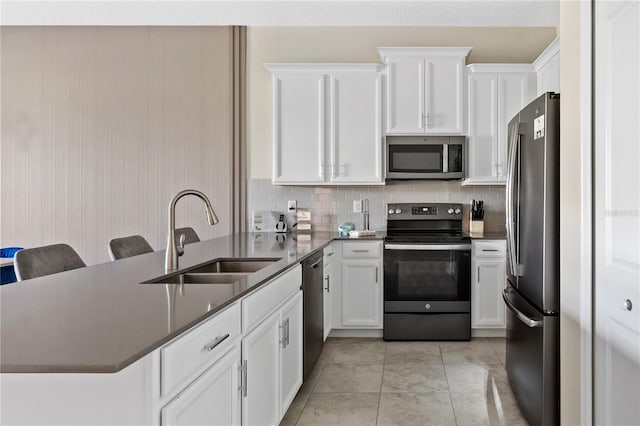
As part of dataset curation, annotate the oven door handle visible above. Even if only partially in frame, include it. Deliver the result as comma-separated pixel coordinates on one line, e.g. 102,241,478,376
384,244,471,251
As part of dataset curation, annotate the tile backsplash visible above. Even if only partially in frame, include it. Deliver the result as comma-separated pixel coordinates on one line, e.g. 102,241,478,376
248,179,506,234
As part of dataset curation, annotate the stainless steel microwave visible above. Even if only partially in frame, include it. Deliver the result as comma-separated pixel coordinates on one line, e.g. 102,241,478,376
386,136,465,180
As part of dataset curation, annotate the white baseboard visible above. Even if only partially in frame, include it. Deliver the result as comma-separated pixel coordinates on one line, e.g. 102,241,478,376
328,329,383,338
472,328,506,338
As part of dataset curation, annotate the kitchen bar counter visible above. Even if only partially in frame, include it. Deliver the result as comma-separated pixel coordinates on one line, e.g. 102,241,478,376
0,232,352,373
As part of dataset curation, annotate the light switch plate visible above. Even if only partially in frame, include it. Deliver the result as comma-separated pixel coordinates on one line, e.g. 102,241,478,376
287,200,297,211
353,200,362,213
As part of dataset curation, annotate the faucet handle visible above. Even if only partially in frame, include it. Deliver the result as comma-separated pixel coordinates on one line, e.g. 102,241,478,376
177,234,186,257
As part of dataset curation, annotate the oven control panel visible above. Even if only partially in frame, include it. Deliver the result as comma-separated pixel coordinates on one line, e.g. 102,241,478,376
412,206,438,215
387,203,463,220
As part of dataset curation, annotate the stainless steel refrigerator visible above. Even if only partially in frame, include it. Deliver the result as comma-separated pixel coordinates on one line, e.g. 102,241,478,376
503,92,560,426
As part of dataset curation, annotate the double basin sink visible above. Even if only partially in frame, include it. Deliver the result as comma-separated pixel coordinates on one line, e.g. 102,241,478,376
143,258,281,285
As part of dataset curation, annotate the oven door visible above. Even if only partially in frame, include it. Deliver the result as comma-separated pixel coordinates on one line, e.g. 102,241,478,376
383,243,471,313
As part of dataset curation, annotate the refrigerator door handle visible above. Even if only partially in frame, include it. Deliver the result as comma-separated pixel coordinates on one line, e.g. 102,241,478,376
502,288,543,328
505,125,520,277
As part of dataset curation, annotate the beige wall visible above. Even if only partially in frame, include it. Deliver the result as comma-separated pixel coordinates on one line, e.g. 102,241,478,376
247,26,557,179
559,2,585,425
1,27,234,265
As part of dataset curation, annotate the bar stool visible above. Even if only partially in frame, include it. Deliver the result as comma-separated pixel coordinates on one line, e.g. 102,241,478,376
108,235,154,261
14,243,86,281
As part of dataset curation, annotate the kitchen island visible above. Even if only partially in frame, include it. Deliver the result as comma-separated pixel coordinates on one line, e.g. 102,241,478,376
0,231,385,426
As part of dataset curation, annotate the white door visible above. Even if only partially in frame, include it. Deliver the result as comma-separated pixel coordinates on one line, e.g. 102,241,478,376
425,57,465,134
241,313,280,426
385,56,425,134
279,292,303,417
467,72,498,182
594,1,640,425
323,263,332,341
162,346,241,426
341,260,382,328
497,73,532,180
272,74,326,184
471,259,506,328
329,73,382,183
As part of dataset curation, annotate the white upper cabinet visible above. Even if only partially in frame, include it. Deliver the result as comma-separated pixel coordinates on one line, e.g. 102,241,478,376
464,64,535,185
266,64,384,185
533,37,560,96
329,73,382,183
379,47,471,135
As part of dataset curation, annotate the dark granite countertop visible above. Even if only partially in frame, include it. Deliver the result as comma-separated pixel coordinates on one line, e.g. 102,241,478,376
1,232,361,373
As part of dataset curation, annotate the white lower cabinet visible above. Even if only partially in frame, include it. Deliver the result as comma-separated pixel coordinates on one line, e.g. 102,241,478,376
323,242,341,340
241,311,281,426
161,346,241,426
340,255,382,328
241,290,303,426
471,240,507,329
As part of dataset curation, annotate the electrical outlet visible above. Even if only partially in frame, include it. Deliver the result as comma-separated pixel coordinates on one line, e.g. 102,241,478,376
287,200,297,211
353,200,362,213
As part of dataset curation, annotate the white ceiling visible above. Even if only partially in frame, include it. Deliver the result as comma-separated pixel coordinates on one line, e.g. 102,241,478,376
1,1,559,27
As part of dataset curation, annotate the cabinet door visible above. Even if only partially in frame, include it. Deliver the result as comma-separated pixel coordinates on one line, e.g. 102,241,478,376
536,52,560,96
386,56,425,134
272,74,326,184
280,292,303,417
341,260,382,328
241,313,280,426
162,346,240,426
425,57,465,134
467,73,498,182
497,73,533,180
471,259,506,328
329,73,382,183
323,263,332,341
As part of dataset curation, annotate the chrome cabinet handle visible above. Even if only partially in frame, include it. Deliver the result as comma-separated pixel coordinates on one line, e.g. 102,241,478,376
623,299,633,311
327,252,334,257
285,318,290,346
482,249,499,252
325,275,330,292
203,333,230,352
375,266,379,283
352,249,370,253
242,360,248,397
477,266,480,283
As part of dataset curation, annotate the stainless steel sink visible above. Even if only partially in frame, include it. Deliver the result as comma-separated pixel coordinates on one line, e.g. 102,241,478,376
188,258,281,274
142,258,281,284
151,273,249,284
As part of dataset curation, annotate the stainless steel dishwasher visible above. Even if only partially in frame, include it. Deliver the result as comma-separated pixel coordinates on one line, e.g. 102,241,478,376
302,251,324,382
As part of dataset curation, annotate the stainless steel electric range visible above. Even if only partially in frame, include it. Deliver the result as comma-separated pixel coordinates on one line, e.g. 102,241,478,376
383,203,471,341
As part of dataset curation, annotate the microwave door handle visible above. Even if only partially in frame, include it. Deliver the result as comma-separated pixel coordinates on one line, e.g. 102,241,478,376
505,125,519,276
442,144,448,173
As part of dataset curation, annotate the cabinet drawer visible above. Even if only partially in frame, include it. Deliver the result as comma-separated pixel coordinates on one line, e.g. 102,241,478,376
161,302,241,398
342,242,381,259
242,265,301,333
472,240,506,258
323,244,336,266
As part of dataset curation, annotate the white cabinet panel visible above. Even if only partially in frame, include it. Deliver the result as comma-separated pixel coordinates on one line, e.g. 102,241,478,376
341,260,382,328
280,292,303,416
471,240,506,329
272,74,325,184
161,347,240,426
465,65,534,185
425,57,465,134
241,313,280,426
533,37,560,96
330,74,382,183
385,56,425,134
467,73,498,181
380,48,471,136
267,64,383,185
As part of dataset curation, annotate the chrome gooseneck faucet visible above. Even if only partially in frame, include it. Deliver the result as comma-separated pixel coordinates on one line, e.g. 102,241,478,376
165,189,219,272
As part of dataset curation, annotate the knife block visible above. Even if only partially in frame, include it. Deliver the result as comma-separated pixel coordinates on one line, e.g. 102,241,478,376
469,213,484,236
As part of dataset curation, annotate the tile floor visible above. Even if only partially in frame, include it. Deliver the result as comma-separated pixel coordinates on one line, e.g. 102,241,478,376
280,337,527,426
